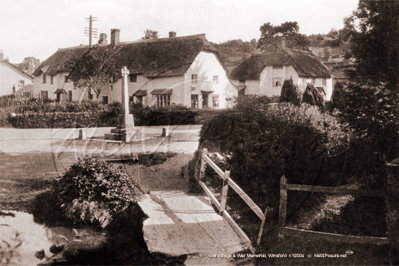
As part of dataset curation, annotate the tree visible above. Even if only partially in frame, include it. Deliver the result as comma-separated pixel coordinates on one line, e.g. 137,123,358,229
344,0,399,89
141,29,159,40
65,45,121,99
257,21,310,52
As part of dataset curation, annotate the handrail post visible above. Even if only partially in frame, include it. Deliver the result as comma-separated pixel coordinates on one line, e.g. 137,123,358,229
279,176,287,227
199,148,208,182
256,206,270,248
219,170,230,214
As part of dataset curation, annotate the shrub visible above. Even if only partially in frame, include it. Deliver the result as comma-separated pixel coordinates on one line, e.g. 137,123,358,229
280,78,302,106
302,83,326,111
55,156,143,227
131,105,196,126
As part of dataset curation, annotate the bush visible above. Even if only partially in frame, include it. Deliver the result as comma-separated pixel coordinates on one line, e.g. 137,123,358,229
131,105,196,126
55,156,143,228
280,78,302,106
302,83,326,111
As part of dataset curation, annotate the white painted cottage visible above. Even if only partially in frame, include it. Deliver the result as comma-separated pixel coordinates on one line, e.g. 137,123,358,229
32,30,237,108
229,38,333,100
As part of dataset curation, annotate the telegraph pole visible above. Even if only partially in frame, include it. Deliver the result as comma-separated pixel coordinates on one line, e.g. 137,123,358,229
84,16,98,48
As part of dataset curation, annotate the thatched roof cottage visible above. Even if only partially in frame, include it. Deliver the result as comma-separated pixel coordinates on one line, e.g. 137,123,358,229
32,30,237,108
229,38,333,100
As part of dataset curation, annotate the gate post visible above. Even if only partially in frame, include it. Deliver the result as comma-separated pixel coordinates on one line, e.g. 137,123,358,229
219,171,230,214
199,148,208,182
279,176,287,227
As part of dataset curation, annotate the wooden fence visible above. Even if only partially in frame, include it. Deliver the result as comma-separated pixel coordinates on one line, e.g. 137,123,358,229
279,175,388,245
199,148,272,253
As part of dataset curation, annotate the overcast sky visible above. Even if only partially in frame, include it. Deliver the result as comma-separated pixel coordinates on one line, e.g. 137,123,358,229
0,0,359,63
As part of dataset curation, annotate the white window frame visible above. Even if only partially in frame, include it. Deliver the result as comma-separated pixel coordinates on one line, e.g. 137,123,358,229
213,75,219,84
273,77,282,87
157,95,170,107
192,74,198,84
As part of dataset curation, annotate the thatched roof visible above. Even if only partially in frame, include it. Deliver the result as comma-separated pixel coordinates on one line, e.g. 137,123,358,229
229,49,331,80
33,34,226,78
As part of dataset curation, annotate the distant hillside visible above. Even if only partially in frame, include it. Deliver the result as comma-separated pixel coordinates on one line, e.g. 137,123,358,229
211,39,260,73
212,37,351,73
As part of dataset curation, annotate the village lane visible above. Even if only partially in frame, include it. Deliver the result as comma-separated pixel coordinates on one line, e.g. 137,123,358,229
0,125,201,181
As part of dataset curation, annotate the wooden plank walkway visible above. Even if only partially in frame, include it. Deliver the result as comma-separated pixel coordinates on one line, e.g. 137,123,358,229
137,191,251,257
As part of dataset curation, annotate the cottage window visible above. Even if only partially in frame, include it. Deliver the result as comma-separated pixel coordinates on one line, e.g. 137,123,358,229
18,80,25,87
110,85,113,91
51,75,54,84
73,83,77,90
68,91,72,101
129,74,137,83
23,92,31,98
103,96,108,104
64,76,69,83
273,77,282,87
191,95,198,108
212,94,219,107
12,85,16,94
192,74,198,85
322,78,326,86
157,95,170,107
213,75,219,84
43,74,46,84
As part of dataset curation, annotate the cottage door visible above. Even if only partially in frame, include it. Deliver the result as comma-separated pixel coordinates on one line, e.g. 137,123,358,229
202,93,208,108
191,95,198,108
41,91,48,101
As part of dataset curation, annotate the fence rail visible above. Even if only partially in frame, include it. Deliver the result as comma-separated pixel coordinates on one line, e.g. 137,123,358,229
279,175,388,245
199,148,272,253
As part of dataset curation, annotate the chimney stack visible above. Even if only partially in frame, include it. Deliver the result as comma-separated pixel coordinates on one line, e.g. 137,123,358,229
111,29,120,46
169,31,176,38
0,50,3,61
28,58,34,74
277,37,286,50
98,33,108,45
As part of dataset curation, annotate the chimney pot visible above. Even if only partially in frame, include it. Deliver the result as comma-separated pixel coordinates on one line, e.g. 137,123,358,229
277,36,286,50
169,31,176,38
111,29,120,46
98,33,108,45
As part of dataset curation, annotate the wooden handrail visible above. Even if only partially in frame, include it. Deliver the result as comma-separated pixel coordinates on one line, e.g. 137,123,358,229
284,183,383,197
203,153,225,178
228,177,265,221
199,148,271,253
200,181,221,210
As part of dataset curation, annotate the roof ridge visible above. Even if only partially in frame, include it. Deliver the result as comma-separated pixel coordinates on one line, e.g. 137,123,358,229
58,34,207,51
118,33,206,45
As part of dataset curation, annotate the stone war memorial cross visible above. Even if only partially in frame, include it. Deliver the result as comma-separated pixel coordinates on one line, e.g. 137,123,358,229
104,66,135,142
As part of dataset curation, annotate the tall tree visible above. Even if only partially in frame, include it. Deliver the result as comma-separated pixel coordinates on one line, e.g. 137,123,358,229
141,29,159,40
257,21,310,52
344,0,399,89
65,45,121,98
